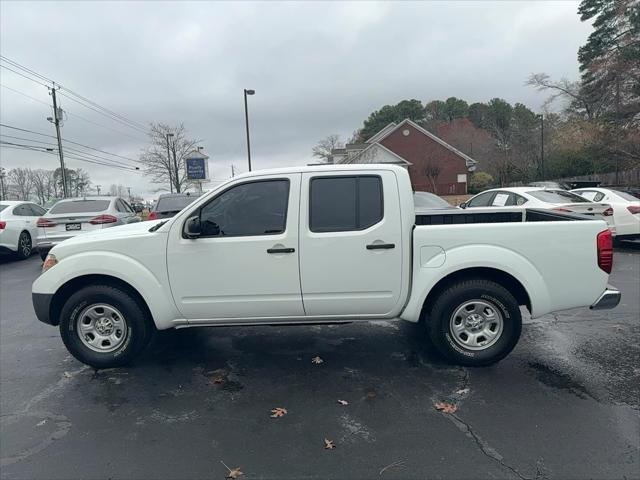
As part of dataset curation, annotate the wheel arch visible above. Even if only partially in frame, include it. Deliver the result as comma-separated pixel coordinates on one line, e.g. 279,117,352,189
49,274,154,328
420,267,531,321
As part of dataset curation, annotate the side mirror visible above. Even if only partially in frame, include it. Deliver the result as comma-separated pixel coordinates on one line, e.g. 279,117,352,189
459,202,467,209
184,215,202,239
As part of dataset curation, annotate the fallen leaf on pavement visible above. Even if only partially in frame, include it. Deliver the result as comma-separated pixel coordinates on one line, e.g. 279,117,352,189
435,402,457,414
63,371,72,378
270,407,288,418
312,356,324,364
221,461,243,479
324,438,335,449
455,388,469,395
337,399,349,406
36,419,47,427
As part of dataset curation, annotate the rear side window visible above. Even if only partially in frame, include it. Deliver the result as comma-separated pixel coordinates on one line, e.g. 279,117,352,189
29,204,47,216
309,176,383,232
49,200,111,214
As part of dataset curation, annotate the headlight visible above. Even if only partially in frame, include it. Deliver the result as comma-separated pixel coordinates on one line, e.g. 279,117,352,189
42,254,58,273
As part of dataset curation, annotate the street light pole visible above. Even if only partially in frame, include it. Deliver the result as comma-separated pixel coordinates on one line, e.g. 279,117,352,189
244,89,255,171
538,114,544,180
166,132,174,193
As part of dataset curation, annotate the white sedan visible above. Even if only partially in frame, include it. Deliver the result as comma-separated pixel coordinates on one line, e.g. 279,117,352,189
461,187,615,231
0,200,47,260
571,187,640,241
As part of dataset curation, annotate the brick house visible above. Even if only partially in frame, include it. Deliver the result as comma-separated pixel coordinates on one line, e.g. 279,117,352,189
330,119,477,195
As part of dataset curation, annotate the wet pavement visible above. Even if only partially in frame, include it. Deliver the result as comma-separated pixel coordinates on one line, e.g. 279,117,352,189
1,246,639,479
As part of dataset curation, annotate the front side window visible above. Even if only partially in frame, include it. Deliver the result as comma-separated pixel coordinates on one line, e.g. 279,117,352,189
199,179,289,237
13,205,31,216
309,176,383,232
467,191,495,207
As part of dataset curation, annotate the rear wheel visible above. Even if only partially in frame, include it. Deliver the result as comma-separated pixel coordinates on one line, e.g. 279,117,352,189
425,279,522,366
59,285,153,368
16,231,32,260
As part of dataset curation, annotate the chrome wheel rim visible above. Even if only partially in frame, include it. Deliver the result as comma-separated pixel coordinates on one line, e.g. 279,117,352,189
20,233,31,257
77,304,128,353
449,299,504,351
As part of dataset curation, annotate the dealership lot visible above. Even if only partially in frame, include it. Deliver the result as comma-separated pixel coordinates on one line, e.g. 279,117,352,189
1,247,638,480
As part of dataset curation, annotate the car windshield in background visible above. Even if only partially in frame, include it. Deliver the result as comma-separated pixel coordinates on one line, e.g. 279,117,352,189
49,200,111,214
413,192,452,209
612,190,639,201
527,190,589,204
156,196,197,212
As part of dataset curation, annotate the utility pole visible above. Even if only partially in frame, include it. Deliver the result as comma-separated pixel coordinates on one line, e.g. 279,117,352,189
50,86,68,198
172,143,180,193
244,89,255,171
540,114,544,180
96,184,101,196
0,167,6,200
166,133,174,193
127,187,131,201
231,164,236,177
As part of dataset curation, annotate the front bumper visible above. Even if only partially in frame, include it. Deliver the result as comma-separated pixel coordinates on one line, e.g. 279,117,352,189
590,287,621,310
32,292,55,325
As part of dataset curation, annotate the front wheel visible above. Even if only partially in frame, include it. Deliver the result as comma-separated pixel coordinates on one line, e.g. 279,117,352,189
425,279,522,366
59,285,153,368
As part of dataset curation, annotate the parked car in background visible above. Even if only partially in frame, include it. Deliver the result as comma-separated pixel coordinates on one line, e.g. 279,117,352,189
0,201,47,260
460,187,615,232
572,187,640,242
413,191,455,212
36,197,140,260
148,193,199,220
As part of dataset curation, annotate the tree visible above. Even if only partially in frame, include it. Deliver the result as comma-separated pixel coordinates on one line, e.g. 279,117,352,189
360,99,425,140
30,169,50,205
423,163,441,193
443,97,469,122
8,168,33,200
109,184,127,197
140,123,201,193
72,168,91,196
312,134,343,162
468,172,494,194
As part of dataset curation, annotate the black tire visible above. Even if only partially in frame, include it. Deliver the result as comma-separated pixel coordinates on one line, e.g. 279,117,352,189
16,231,32,260
425,279,522,366
59,285,154,368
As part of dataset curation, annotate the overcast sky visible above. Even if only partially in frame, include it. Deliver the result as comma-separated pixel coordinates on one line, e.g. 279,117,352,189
0,1,592,200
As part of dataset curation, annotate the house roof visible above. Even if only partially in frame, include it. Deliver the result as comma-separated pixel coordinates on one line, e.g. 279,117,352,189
342,142,412,165
368,118,478,168
345,143,367,150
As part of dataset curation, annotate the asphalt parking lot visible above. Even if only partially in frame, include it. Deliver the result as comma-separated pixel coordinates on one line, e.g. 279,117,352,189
1,246,639,480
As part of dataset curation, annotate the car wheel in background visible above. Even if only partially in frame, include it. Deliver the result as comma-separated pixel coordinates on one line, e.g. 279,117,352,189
424,278,522,366
16,231,32,260
59,285,154,368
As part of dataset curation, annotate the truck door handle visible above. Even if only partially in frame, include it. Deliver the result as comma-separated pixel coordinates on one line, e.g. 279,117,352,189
366,243,395,250
267,247,295,254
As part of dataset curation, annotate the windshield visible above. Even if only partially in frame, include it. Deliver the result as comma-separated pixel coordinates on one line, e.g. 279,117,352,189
155,195,197,212
49,200,111,214
612,190,639,201
527,190,590,204
413,191,452,209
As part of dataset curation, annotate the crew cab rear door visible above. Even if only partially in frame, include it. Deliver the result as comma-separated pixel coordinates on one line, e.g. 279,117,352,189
299,170,403,317
166,173,304,320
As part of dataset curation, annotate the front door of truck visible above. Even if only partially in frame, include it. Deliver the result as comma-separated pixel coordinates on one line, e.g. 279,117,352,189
298,170,403,317
167,173,304,321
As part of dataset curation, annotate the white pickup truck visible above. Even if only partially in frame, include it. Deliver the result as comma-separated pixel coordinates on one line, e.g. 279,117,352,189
32,165,620,369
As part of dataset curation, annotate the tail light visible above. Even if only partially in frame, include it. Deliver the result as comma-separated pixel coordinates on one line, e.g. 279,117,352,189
0,221,6,230
552,207,572,213
597,229,613,274
627,205,640,215
37,218,57,228
148,211,157,220
89,214,118,225
602,207,613,216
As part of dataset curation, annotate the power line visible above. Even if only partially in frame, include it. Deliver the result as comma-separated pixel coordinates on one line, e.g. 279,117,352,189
0,64,49,88
1,83,146,141
0,55,53,84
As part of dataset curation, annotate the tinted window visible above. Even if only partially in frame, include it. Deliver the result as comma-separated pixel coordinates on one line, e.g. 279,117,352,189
527,190,589,204
12,205,31,216
155,195,197,212
466,191,495,207
199,180,289,237
49,200,111,214
310,176,383,232
28,204,46,216
577,191,598,201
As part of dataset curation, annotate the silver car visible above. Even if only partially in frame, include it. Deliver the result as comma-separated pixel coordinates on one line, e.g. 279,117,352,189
36,196,140,260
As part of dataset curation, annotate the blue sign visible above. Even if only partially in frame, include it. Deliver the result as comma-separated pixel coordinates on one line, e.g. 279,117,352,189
186,158,207,180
